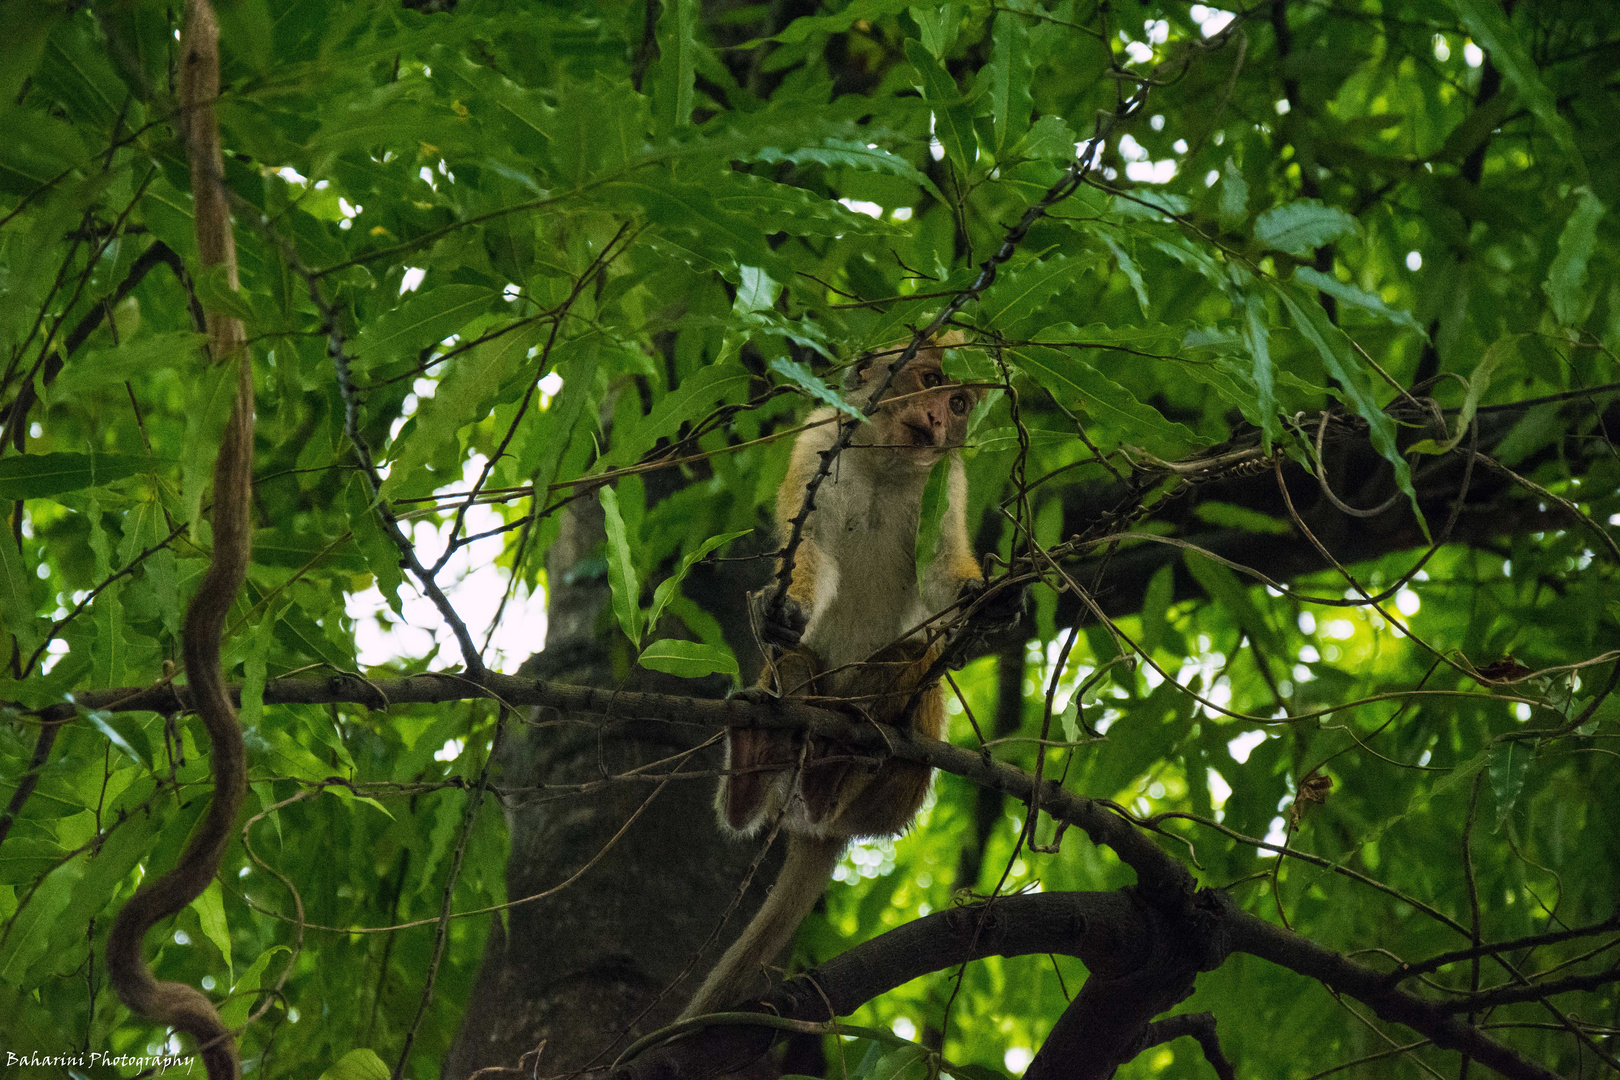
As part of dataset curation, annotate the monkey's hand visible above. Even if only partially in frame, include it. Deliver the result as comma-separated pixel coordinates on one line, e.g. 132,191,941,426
749,588,808,650
947,577,1027,668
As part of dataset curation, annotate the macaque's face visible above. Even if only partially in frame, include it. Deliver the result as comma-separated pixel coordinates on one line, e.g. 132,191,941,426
857,348,978,462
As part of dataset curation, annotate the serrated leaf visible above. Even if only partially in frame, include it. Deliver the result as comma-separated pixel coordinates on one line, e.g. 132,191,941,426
380,321,542,499
599,179,787,283
714,173,900,237
989,11,1032,152
979,255,1096,333
1543,188,1605,326
647,529,751,634
1012,344,1197,451
318,1050,392,1080
914,464,948,584
906,40,974,177
1254,199,1357,256
599,486,643,647
637,638,739,678
0,451,160,500
352,284,496,372
653,0,696,134
603,361,751,469
745,138,944,202
770,357,862,418
1273,283,1415,512
1295,267,1427,338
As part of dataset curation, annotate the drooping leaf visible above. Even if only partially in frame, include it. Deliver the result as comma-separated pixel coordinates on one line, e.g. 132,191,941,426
1011,344,1197,451
1294,267,1427,338
599,485,643,647
646,529,752,634
318,1050,392,1080
771,357,862,418
913,463,948,585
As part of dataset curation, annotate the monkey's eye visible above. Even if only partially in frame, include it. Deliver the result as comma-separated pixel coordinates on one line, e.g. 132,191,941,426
950,392,969,415
921,371,944,389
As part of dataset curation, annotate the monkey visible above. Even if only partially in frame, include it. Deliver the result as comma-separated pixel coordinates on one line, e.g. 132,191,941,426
680,335,997,1021
104,4,252,1078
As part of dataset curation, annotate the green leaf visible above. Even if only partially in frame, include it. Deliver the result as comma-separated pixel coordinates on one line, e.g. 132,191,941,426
598,179,788,283
1057,698,1080,744
1011,344,1197,451
1488,740,1532,831
1193,501,1293,535
770,357,862,418
380,321,542,499
219,946,288,1028
86,710,153,769
744,138,944,203
735,265,779,313
1218,156,1248,228
1008,113,1076,161
600,485,643,647
1138,563,1174,657
191,879,232,974
1452,0,1588,183
637,638,739,678
647,529,752,634
1241,292,1280,446
0,451,159,500
863,1042,930,1080
914,464,948,585
1100,236,1150,317
765,0,912,44
318,1050,392,1080
906,39,974,177
1272,283,1414,510
653,0,697,134
978,255,1097,334
1183,549,1285,661
1294,267,1427,338
1253,199,1357,256
352,285,497,373
988,10,1032,153
714,173,901,237
602,361,751,469
181,359,236,535
1543,188,1605,326
0,860,80,984
52,331,206,396
910,3,957,58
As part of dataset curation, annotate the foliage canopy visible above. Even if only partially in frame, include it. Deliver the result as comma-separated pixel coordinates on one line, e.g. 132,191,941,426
1,0,1618,1077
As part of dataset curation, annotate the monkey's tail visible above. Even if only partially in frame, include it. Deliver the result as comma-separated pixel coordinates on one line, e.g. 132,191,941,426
680,833,845,1020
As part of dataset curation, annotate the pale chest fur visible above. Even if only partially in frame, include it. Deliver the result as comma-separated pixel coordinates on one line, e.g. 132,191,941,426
800,463,931,679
